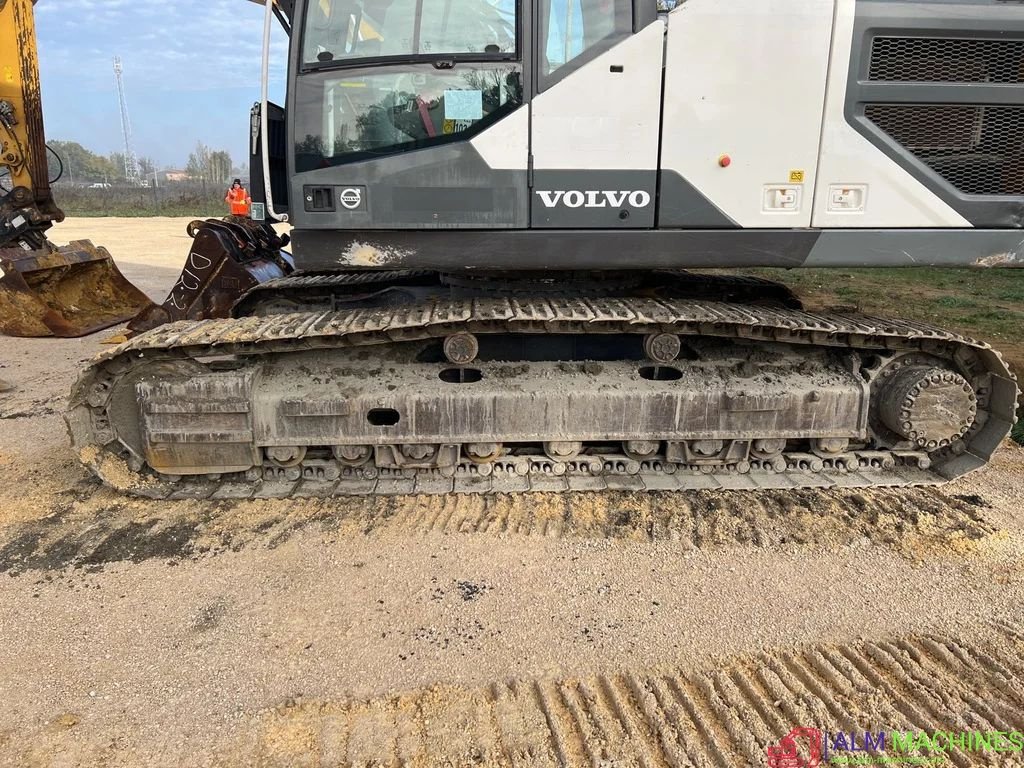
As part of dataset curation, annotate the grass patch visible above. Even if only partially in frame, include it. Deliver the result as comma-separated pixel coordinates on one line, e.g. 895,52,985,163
1012,420,1024,447
64,203,224,218
748,267,1024,342
935,296,980,309
54,184,227,218
997,286,1024,303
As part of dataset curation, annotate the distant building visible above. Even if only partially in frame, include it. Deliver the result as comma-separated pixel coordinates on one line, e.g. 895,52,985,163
159,169,192,183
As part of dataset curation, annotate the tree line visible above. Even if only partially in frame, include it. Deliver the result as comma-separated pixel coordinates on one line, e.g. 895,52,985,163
47,140,239,186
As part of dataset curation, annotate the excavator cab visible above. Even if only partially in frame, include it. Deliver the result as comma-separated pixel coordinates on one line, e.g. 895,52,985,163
251,0,1024,271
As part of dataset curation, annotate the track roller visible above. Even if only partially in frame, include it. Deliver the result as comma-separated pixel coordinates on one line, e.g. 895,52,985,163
266,446,306,467
544,441,583,460
811,438,851,457
644,333,682,363
623,440,660,461
466,442,503,463
443,333,479,364
333,445,373,466
752,438,786,459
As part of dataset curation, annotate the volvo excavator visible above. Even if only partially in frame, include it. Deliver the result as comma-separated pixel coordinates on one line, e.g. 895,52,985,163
53,0,1022,497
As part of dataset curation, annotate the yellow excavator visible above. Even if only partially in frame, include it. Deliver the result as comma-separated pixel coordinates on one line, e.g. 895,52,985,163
0,0,294,338
0,0,329,427
0,0,151,336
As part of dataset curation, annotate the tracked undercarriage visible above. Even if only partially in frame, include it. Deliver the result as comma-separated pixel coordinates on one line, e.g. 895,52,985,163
66,272,1018,499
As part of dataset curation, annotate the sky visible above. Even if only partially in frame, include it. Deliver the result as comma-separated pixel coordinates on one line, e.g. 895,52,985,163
35,0,289,170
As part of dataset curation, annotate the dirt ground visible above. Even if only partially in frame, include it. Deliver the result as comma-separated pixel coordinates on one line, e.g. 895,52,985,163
1,218,1023,767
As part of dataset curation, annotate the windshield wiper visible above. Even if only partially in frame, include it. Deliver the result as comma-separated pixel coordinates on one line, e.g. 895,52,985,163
301,51,515,74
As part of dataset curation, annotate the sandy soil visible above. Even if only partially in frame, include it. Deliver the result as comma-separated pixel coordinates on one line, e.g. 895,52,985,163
0,218,1022,767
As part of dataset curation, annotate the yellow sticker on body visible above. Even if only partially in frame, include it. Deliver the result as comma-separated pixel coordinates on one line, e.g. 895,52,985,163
789,170,806,184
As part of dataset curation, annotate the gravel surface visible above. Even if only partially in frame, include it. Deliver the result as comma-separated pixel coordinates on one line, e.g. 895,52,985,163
0,218,1022,767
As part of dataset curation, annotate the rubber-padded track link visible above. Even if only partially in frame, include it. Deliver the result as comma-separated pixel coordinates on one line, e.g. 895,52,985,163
67,297,1018,499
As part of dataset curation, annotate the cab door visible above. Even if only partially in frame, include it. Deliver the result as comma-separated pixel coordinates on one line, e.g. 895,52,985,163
530,0,663,228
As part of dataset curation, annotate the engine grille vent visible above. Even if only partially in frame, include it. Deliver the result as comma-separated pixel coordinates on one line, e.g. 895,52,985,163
864,104,1024,196
869,37,1024,83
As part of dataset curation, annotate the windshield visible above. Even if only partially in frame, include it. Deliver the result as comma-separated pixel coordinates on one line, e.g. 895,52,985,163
302,0,517,65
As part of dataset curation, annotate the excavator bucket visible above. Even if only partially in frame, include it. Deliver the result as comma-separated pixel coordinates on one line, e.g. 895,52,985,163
0,239,153,338
128,218,294,334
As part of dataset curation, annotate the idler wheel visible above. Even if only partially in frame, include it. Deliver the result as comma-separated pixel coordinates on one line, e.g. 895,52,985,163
879,366,977,450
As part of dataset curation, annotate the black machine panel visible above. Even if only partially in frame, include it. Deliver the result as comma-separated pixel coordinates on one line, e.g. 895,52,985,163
848,0,1024,228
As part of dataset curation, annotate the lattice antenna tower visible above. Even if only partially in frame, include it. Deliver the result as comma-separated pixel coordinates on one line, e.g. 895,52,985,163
113,56,141,186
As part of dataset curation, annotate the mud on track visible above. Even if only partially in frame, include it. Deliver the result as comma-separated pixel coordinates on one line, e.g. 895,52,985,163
0,482,998,575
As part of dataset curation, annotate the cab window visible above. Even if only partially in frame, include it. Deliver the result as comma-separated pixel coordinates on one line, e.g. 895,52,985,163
294,65,523,170
303,0,518,64
540,0,631,80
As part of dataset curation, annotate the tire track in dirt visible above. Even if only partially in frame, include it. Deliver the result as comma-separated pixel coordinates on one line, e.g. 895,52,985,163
0,484,998,574
219,623,1024,767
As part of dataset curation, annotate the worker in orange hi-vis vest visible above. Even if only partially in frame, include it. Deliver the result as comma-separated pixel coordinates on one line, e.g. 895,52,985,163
225,178,252,217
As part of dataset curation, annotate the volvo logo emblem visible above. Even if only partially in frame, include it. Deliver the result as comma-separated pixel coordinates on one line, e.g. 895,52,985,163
339,187,363,210
535,190,652,209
